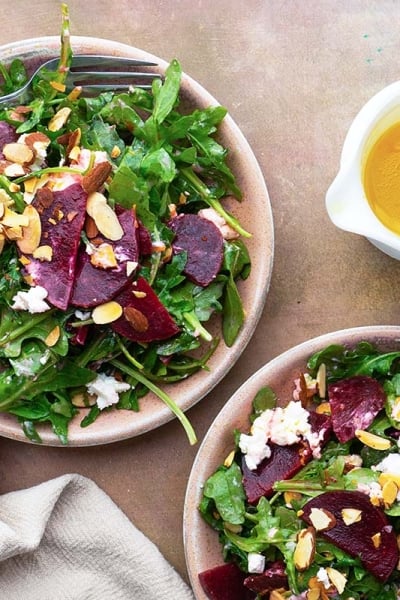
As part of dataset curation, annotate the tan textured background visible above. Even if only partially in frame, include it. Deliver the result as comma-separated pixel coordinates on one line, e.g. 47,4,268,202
1,0,400,588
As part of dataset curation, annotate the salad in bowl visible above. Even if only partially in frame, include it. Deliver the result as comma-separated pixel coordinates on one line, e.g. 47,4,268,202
0,6,273,445
185,328,400,600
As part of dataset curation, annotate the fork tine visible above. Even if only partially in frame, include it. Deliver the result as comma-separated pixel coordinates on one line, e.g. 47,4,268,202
68,71,160,83
78,84,154,92
70,54,158,69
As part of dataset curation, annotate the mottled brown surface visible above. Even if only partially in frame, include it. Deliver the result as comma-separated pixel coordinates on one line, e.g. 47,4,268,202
1,0,400,588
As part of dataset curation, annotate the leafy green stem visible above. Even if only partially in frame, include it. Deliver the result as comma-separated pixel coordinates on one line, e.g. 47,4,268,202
183,311,212,342
0,311,53,346
116,338,144,370
111,358,197,445
181,167,251,238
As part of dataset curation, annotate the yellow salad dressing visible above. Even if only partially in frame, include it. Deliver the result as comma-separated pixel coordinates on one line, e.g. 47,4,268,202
364,121,400,235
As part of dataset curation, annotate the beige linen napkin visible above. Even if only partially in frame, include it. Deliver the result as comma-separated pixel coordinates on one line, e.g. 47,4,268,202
0,473,195,600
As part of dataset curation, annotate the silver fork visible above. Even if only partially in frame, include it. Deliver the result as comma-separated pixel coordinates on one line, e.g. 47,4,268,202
0,54,160,104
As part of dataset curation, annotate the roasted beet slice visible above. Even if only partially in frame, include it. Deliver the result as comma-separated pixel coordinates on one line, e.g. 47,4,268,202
111,276,180,343
301,490,398,582
22,183,87,310
242,443,311,504
136,220,153,256
71,207,138,308
199,563,255,600
328,376,386,443
244,560,288,594
0,122,17,157
168,213,224,287
242,410,332,505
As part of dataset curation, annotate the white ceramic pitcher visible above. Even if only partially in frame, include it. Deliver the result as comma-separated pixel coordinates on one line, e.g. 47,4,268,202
326,80,400,259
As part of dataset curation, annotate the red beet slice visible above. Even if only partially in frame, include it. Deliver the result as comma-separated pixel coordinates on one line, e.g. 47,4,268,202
242,409,332,505
199,563,255,600
242,443,311,505
168,213,224,287
111,276,180,343
328,376,386,443
71,207,139,308
244,560,287,594
22,183,87,310
136,220,153,256
301,490,398,582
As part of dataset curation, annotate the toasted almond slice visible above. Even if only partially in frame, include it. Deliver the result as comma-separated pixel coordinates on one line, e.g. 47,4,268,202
371,532,381,548
48,107,72,132
124,306,149,333
50,81,66,92
316,363,326,398
132,290,147,299
308,507,336,531
2,207,30,228
306,589,321,600
223,450,235,468
355,429,391,450
2,142,33,165
326,567,347,594
294,527,316,571
92,301,123,325
315,401,331,415
4,162,29,177
126,260,138,277
5,226,23,240
270,590,287,600
45,325,60,347
16,205,42,254
19,255,31,266
33,245,53,262
341,508,362,525
86,192,124,241
382,479,398,507
379,472,400,488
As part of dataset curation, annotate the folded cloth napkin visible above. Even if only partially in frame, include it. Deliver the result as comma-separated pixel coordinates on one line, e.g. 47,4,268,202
0,473,195,600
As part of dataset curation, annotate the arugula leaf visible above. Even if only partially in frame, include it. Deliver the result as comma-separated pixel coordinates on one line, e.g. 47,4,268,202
203,463,246,525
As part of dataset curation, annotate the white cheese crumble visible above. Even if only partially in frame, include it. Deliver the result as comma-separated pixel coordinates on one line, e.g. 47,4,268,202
374,454,400,476
247,552,265,574
357,481,383,502
316,567,331,589
239,400,323,471
198,207,240,240
86,373,131,410
11,285,51,313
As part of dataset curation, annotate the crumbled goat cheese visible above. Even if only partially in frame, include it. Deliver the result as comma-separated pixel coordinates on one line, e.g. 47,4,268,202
239,400,323,471
357,481,383,501
247,552,265,574
75,309,91,321
317,567,331,589
11,285,51,313
10,357,37,377
374,453,400,476
86,373,131,410
198,207,240,240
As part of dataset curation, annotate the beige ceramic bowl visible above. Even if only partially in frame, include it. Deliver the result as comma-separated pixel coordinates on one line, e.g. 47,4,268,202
183,325,400,598
0,36,273,446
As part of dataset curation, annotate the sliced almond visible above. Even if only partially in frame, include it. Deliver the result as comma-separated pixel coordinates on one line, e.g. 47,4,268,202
223,450,235,468
86,192,123,241
1,207,29,228
85,215,99,239
24,131,51,150
90,243,118,269
316,363,326,398
284,491,302,507
92,301,123,325
71,390,97,408
355,429,391,450
2,142,33,165
308,507,336,531
326,567,347,594
110,145,121,158
306,589,321,600
4,162,29,177
132,290,147,299
50,80,66,93
382,479,398,508
33,245,53,262
45,325,60,347
19,255,31,266
5,225,23,240
16,205,41,254
371,532,381,549
48,107,72,132
270,590,287,600
124,306,149,333
126,260,138,277
82,162,112,195
315,402,331,415
379,472,400,488
293,527,316,571
341,508,362,525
